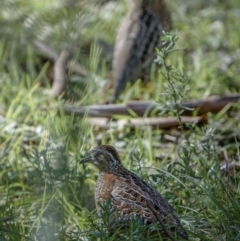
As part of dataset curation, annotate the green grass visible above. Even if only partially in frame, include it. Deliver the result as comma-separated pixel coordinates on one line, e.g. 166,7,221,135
0,0,240,240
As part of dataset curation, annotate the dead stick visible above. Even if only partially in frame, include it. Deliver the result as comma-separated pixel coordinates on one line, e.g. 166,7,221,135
50,49,70,97
62,93,240,118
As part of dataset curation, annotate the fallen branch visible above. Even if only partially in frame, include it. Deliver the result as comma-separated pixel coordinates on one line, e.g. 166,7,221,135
63,94,240,118
180,94,240,115
89,116,207,130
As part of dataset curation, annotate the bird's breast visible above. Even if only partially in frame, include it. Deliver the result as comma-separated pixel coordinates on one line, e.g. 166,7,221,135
95,172,115,207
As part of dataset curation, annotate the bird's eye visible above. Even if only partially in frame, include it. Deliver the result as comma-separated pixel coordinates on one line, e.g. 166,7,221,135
92,152,100,160
98,154,105,162
93,152,104,161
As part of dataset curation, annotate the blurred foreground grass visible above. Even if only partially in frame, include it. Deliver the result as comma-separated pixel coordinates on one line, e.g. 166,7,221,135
0,0,240,240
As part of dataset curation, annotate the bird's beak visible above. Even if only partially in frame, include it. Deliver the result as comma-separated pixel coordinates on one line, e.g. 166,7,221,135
80,155,93,164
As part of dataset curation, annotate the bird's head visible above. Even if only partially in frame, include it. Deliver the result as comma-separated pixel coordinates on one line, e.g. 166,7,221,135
80,145,122,172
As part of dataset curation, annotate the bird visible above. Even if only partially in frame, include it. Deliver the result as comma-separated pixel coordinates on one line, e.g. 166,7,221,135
112,0,172,102
80,145,188,240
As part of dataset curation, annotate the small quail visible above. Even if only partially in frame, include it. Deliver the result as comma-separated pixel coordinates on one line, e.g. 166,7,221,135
112,0,172,101
81,145,188,240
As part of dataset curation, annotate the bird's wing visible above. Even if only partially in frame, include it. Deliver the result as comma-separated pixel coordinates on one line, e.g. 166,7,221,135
111,173,155,224
111,172,188,239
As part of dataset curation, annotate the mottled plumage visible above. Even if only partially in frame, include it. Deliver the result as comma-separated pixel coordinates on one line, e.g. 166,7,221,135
112,0,172,101
80,145,188,240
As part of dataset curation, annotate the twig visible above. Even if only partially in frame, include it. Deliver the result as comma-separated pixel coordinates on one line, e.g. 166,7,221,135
33,40,58,60
88,116,206,130
50,49,70,97
33,40,87,76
